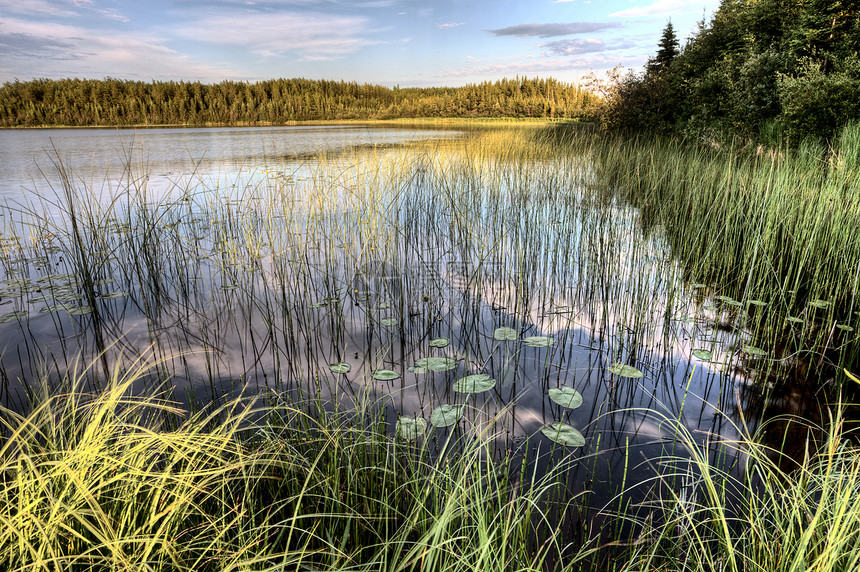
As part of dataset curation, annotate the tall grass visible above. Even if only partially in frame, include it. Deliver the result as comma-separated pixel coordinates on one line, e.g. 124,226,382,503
0,356,597,571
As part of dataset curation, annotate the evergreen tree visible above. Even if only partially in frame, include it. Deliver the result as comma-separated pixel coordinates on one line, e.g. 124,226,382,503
649,21,680,73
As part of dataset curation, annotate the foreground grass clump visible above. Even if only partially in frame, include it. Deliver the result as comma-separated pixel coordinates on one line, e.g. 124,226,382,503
0,358,591,572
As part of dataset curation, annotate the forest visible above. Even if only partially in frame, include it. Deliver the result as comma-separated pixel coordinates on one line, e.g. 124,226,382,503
602,0,859,144
0,77,600,127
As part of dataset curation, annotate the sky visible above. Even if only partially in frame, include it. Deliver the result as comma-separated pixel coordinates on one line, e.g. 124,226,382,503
0,0,720,87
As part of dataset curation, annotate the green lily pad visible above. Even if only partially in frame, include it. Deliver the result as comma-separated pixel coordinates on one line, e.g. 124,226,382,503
429,337,450,348
715,295,743,308
523,336,554,348
309,302,327,309
0,311,27,323
608,363,644,378
377,302,391,310
408,365,429,374
785,316,804,325
836,324,855,332
691,283,707,289
380,317,398,326
415,356,457,371
548,386,583,409
429,404,464,428
453,374,496,394
692,349,713,361
493,327,518,341
40,304,66,313
329,362,351,374
67,305,93,316
396,417,426,441
101,291,130,299
540,423,585,447
747,300,768,307
742,345,768,357
809,299,830,310
371,369,399,381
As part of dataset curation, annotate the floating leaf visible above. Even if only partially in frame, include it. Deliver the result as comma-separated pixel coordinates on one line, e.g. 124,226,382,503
415,356,457,371
380,317,399,326
0,311,27,323
371,369,399,381
377,302,391,310
608,363,643,378
396,417,426,441
747,300,768,307
101,291,130,299
40,304,65,313
836,324,855,332
429,405,464,428
715,295,743,308
785,316,804,325
220,284,238,291
523,336,554,348
453,374,495,394
67,305,92,316
329,362,351,374
809,299,830,310
408,365,428,374
692,349,713,361
691,283,707,289
429,337,449,348
540,423,585,447
742,345,768,357
493,327,518,341
309,302,327,309
548,386,583,409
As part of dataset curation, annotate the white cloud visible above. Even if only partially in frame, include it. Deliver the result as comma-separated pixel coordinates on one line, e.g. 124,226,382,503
437,22,465,29
610,0,717,18
0,18,233,82
175,12,378,61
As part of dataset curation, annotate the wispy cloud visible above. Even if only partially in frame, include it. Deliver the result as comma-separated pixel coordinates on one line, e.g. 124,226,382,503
0,18,232,82
539,38,605,56
437,22,465,29
489,22,622,38
610,0,716,18
175,11,377,60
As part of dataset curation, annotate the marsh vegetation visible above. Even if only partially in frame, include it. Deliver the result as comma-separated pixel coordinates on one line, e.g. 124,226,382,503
0,123,858,570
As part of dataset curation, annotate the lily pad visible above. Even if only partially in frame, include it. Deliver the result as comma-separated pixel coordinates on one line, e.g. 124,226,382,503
429,405,464,428
540,423,585,447
523,336,554,348
377,302,391,310
429,337,450,348
380,317,399,326
415,356,457,371
548,386,583,409
40,304,66,313
329,362,351,374
453,374,496,394
67,305,93,316
101,291,130,299
493,327,518,341
691,282,707,289
785,316,804,325
0,311,27,323
408,365,429,374
608,363,644,378
371,369,399,381
836,324,855,332
692,349,713,361
742,345,768,357
809,299,830,310
309,302,327,309
747,300,768,307
396,417,426,441
715,295,743,308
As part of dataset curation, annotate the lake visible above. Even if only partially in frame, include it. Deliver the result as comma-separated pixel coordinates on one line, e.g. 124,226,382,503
0,123,811,540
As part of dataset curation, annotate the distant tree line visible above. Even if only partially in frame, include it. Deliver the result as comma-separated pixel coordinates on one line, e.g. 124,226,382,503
602,0,860,144
0,77,601,127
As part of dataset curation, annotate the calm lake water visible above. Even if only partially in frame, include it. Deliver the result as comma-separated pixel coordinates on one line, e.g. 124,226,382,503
1,124,803,530
0,125,459,212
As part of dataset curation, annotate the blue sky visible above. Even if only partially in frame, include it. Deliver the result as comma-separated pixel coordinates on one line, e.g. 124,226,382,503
0,0,719,86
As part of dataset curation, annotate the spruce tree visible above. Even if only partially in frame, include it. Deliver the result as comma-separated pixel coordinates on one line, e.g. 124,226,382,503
650,21,680,73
